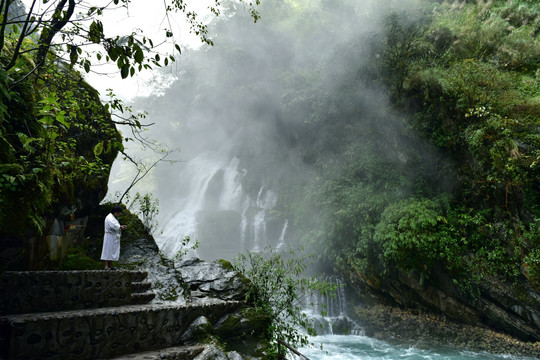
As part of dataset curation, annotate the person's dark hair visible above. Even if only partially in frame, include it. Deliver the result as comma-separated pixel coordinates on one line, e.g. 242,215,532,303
111,206,123,214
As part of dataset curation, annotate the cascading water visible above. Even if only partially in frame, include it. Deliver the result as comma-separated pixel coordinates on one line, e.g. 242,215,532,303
302,276,363,336
146,137,535,360
152,131,361,336
249,186,278,250
277,219,288,250
156,149,286,260
156,149,244,258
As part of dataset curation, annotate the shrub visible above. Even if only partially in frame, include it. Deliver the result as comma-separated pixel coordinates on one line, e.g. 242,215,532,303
232,247,337,359
374,197,455,274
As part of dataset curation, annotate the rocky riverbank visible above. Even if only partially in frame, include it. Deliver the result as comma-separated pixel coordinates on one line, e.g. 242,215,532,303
352,304,540,358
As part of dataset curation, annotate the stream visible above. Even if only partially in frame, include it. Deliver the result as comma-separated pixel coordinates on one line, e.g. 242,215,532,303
299,335,538,360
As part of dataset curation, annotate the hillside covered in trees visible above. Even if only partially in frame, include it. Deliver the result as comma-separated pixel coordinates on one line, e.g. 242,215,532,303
328,0,539,340
283,0,540,340
289,0,540,341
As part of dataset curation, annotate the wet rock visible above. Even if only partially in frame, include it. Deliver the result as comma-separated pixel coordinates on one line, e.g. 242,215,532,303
175,258,249,301
119,236,187,304
214,307,270,340
352,304,540,358
226,352,244,360
180,316,212,343
193,344,229,360
345,265,540,343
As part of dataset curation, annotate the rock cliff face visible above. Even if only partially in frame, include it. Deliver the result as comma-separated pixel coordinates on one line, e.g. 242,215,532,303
344,264,540,343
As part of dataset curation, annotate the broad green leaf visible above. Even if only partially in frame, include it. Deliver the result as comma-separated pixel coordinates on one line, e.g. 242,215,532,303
89,20,103,43
94,142,104,156
108,47,119,61
134,46,144,63
120,64,130,79
56,111,70,128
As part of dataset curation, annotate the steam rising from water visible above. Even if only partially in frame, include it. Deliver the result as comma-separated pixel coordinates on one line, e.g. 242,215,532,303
106,0,439,260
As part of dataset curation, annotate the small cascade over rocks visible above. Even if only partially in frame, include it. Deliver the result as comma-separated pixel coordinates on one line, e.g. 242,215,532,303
302,276,363,336
247,186,278,250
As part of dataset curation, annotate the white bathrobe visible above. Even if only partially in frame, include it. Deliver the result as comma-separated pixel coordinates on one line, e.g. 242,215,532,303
101,213,122,261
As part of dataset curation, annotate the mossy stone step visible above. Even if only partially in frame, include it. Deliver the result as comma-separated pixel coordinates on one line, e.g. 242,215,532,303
0,301,243,360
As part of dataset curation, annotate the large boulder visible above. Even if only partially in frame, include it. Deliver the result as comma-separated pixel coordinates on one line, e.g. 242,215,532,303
175,258,249,302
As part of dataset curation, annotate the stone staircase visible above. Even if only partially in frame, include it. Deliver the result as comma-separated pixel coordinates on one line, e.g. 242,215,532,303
0,270,244,360
0,270,155,316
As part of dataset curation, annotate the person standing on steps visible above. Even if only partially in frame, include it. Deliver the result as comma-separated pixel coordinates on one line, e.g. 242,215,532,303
101,205,127,270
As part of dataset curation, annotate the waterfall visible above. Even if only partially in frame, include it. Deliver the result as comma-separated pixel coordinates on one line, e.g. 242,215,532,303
277,219,288,250
156,150,241,257
302,276,363,336
156,151,287,260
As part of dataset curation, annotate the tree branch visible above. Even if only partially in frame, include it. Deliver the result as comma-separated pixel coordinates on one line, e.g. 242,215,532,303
35,0,76,68
0,0,10,57
112,120,155,127
5,0,38,71
117,149,174,204
8,62,40,88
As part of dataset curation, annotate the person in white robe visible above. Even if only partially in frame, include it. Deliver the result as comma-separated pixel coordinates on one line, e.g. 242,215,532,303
101,205,127,270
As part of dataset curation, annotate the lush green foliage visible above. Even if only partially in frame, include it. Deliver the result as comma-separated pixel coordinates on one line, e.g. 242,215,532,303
0,41,122,236
1,0,262,269
117,192,161,234
338,1,537,289
233,247,337,358
59,245,103,270
374,197,451,273
277,0,539,292
397,0,539,281
0,0,261,81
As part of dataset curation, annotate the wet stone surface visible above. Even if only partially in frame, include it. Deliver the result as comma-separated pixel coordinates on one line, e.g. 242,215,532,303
353,304,540,358
175,258,247,301
0,270,147,315
0,301,244,360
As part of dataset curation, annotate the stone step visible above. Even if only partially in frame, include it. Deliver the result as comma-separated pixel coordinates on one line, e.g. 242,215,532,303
0,301,243,360
0,271,149,315
129,271,149,283
130,292,156,305
103,345,205,360
131,282,152,294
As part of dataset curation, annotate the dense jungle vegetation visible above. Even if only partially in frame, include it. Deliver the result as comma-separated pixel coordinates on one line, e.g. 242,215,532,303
0,54,122,237
0,23,123,249
139,0,539,295
287,0,540,293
